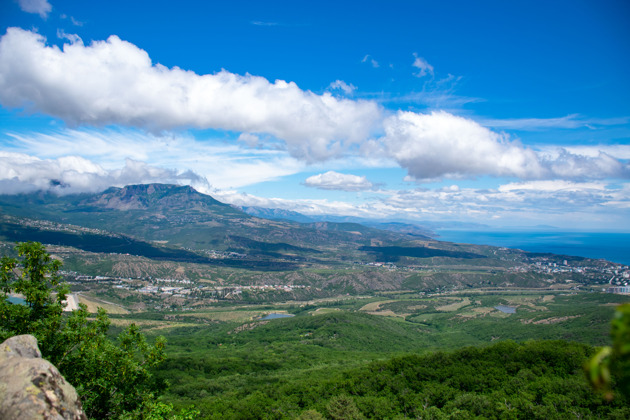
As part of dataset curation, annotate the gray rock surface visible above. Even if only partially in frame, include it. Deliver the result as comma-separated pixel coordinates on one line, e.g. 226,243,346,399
0,335,86,420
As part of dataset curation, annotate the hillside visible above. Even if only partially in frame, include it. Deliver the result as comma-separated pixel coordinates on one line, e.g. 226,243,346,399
0,184,624,302
0,184,417,257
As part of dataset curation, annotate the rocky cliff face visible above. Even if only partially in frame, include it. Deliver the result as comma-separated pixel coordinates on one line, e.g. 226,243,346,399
0,335,86,420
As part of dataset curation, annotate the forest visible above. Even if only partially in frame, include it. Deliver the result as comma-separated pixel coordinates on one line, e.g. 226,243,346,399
158,339,629,419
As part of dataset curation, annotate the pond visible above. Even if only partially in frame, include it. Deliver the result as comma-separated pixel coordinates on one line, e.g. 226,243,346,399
7,296,26,305
494,305,516,314
261,313,294,320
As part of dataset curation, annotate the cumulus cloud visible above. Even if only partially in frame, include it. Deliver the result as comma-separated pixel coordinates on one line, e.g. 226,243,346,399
382,111,546,180
547,145,630,160
0,28,381,162
0,152,208,195
303,171,373,191
0,28,628,185
4,128,305,189
412,54,434,78
17,0,51,18
213,180,630,229
543,149,629,179
381,111,630,181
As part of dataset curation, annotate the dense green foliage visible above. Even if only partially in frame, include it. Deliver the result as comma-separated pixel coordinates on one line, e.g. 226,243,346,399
1,241,68,350
147,301,628,419
158,338,628,419
0,242,196,419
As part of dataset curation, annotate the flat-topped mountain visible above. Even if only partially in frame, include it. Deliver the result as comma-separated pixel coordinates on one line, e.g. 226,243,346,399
83,184,238,213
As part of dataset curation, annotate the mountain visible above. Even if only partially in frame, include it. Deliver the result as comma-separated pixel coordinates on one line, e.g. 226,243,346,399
82,184,241,214
240,206,435,237
0,183,617,296
0,184,444,266
240,206,315,224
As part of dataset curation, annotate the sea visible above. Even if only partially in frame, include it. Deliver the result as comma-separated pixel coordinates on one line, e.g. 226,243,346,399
435,230,630,266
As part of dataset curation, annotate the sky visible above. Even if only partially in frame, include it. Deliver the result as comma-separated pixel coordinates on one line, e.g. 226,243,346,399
0,0,629,230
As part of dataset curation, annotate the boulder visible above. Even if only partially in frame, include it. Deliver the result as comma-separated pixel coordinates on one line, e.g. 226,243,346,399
0,335,86,420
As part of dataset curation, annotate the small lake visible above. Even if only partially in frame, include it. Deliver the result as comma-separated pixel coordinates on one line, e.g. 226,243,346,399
7,296,26,305
261,313,294,320
495,305,516,314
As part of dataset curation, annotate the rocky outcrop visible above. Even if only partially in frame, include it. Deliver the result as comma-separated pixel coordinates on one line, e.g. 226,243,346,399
0,335,86,420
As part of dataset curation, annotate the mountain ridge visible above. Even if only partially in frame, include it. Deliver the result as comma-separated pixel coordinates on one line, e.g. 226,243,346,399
0,184,433,262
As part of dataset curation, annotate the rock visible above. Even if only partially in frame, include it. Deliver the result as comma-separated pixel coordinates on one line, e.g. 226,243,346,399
0,335,86,420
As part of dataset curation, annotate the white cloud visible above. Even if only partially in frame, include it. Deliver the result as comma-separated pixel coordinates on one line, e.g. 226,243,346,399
381,111,630,181
4,138,624,228
539,144,630,160
328,80,356,95
382,111,546,180
237,133,262,148
498,180,607,193
303,171,373,191
17,0,51,18
4,128,305,189
412,54,434,78
0,28,382,163
213,190,384,219
212,180,630,229
0,151,207,195
0,28,628,185
361,54,379,68
543,149,628,179
480,114,630,131
56,29,82,45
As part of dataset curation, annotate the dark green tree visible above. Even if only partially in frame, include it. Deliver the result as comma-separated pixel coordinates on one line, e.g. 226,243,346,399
0,242,197,419
326,394,364,420
0,241,68,350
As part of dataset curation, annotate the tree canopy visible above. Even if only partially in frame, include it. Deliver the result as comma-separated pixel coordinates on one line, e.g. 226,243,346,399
0,242,197,419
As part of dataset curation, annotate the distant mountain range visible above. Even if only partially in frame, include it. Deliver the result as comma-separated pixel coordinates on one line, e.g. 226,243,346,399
238,206,492,235
239,206,438,237
1,184,466,268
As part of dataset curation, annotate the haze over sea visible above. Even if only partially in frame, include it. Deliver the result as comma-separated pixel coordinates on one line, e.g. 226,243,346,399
435,230,630,266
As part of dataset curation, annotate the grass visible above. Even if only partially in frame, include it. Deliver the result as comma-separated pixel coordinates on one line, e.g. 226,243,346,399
176,310,266,323
358,300,397,312
436,297,471,312
78,294,129,314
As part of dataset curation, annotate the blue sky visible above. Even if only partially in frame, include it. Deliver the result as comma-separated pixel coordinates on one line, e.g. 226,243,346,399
0,0,629,230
